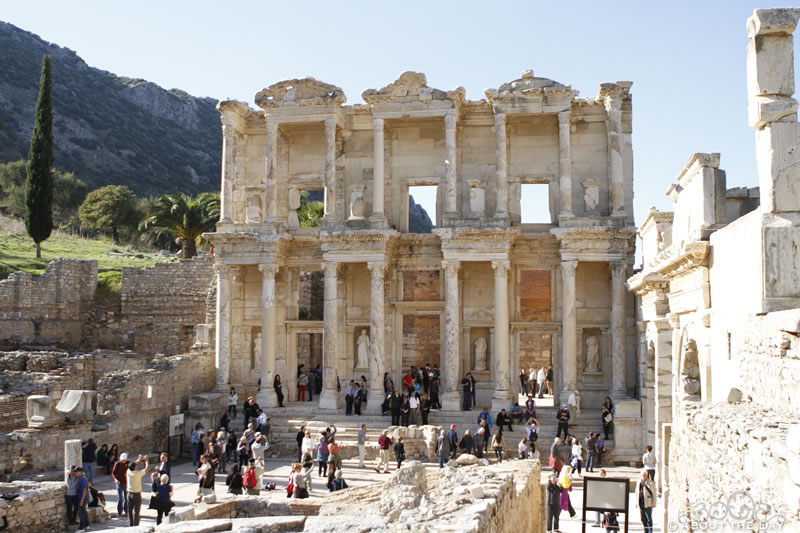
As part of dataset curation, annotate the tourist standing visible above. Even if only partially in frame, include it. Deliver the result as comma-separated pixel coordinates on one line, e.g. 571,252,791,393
112,453,129,516
394,437,406,469
437,429,450,467
421,393,431,425
461,375,472,411
586,433,598,473
571,437,583,475
401,394,410,427
81,439,97,484
390,391,402,426
357,424,367,468
596,434,605,466
556,405,570,441
65,465,79,526
75,467,90,531
446,424,459,459
537,367,547,399
157,452,171,480
295,426,305,462
126,455,149,527
226,464,243,496
549,438,563,475
243,459,259,495
637,469,657,533
558,465,577,518
353,383,363,415
468,374,477,408
409,392,420,425
459,429,474,455
546,474,564,533
602,396,615,439
155,474,173,525
315,436,329,477
642,445,657,481
376,429,392,473
344,380,355,415
519,369,528,395
491,429,506,462
430,373,441,409
228,387,238,418
195,455,215,502
191,424,205,467
307,368,315,402
274,375,285,407
546,366,554,395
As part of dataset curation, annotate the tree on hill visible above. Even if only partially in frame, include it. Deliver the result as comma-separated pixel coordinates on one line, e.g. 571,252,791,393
0,160,87,226
139,192,219,258
78,185,139,244
25,54,54,258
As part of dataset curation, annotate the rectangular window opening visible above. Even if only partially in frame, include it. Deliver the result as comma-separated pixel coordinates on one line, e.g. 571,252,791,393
298,271,324,321
520,183,552,224
408,185,436,233
297,190,324,227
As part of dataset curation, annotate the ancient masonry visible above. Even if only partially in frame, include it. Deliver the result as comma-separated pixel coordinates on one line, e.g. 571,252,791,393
629,8,800,529
208,68,644,454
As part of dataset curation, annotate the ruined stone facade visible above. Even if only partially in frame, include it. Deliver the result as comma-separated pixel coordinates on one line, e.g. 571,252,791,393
630,8,800,530
208,70,641,454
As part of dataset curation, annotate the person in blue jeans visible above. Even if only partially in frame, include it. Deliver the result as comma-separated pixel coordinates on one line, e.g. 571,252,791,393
75,466,90,530
637,469,657,533
64,465,79,525
112,452,130,515
82,438,97,484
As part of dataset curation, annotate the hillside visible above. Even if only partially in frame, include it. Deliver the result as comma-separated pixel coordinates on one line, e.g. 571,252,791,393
0,21,221,196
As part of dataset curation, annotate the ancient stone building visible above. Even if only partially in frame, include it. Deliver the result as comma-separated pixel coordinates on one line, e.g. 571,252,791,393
207,69,641,449
630,8,800,529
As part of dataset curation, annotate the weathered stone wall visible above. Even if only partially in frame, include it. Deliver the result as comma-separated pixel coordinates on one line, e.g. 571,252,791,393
668,402,800,530
120,258,215,355
0,481,68,533
0,259,96,348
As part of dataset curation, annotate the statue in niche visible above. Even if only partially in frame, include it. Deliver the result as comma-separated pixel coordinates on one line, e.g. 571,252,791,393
356,329,370,369
583,179,599,212
288,188,301,229
474,336,487,371
253,333,262,363
349,188,365,219
245,192,262,224
680,336,701,400
584,335,600,372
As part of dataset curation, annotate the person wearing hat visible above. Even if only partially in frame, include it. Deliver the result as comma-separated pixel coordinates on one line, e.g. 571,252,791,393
64,465,80,526
126,454,150,526
74,466,90,531
112,453,130,516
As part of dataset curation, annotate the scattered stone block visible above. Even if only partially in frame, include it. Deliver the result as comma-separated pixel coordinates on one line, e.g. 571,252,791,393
727,387,743,403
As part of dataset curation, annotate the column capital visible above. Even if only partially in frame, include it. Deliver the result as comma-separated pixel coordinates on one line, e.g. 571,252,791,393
367,261,386,275
444,110,458,130
491,260,511,276
258,263,279,278
442,260,461,277
230,266,246,283
213,263,229,278
322,262,339,277
373,117,384,130
560,259,578,275
609,262,628,279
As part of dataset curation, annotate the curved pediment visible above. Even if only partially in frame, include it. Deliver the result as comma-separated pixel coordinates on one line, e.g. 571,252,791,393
485,68,574,103
255,77,346,109
362,71,463,105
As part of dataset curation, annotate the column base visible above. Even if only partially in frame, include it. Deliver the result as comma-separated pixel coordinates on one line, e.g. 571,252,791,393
318,389,341,410
440,392,461,411
369,215,388,229
256,387,278,409
367,389,385,408
558,389,575,407
491,391,513,413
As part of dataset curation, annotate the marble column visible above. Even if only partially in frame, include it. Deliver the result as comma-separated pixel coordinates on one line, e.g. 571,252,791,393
560,260,578,401
494,113,509,219
65,439,82,473
256,264,279,407
264,119,278,222
371,118,385,222
444,110,458,216
214,264,233,390
558,110,573,217
324,118,337,219
441,261,462,410
604,92,625,215
367,262,386,408
491,260,512,411
320,262,340,408
610,262,628,396
220,123,236,222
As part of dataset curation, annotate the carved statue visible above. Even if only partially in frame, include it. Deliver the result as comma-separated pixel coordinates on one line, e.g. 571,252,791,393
681,336,701,400
288,188,301,229
584,336,600,372
583,179,599,212
253,333,262,363
349,188,365,219
356,329,370,369
245,192,262,224
474,336,487,371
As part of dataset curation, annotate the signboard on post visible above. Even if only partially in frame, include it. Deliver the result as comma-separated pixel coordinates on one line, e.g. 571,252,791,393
582,476,630,533
169,413,184,437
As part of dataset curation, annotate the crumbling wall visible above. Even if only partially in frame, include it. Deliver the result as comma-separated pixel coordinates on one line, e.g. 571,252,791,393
668,402,799,530
0,259,96,348
120,258,215,355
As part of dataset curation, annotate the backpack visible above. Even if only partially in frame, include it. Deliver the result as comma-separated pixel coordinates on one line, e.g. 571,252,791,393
243,468,257,489
603,512,619,532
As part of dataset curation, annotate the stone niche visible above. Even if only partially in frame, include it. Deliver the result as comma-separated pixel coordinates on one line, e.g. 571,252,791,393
353,326,370,371
580,328,607,384
469,327,491,372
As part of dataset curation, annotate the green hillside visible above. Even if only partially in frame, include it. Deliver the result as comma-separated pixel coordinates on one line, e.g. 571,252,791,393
0,21,221,196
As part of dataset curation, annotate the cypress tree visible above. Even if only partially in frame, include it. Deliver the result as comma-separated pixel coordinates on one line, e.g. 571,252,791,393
25,54,54,259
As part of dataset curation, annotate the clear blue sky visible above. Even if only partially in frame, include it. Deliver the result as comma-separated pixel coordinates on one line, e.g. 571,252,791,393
3,0,795,227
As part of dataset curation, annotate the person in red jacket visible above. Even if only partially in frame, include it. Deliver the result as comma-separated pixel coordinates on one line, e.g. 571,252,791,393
111,453,129,516
375,430,392,473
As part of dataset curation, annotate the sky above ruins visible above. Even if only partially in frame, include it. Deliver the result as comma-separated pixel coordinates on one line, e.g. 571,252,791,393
4,0,795,248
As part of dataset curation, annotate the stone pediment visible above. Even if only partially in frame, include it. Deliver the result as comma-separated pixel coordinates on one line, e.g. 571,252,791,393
255,77,346,109
362,71,465,106
485,68,576,103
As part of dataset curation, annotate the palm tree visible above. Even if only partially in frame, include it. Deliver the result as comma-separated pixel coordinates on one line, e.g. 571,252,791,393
140,192,219,258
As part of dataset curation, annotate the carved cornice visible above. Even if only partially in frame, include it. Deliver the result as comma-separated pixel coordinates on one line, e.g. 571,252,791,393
627,271,670,295
653,241,710,280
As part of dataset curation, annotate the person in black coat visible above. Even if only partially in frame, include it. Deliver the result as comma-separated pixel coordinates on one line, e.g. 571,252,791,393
496,409,513,432
459,430,474,455
556,406,570,441
393,437,405,469
546,474,564,532
390,392,402,426
446,425,459,459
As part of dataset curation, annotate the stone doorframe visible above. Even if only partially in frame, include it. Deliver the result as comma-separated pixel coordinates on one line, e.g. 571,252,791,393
391,301,445,388
510,323,561,401
285,320,323,402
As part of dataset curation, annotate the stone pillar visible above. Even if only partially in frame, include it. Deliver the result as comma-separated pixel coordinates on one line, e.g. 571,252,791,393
560,260,578,401
444,110,458,217
558,110,573,217
494,113,509,219
320,262,340,409
371,118,385,221
65,439,82,472
220,123,236,222
610,262,628,396
491,260,512,411
367,262,386,408
214,264,233,390
324,118,337,219
441,261,462,410
264,119,278,222
256,264,279,407
602,89,625,215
